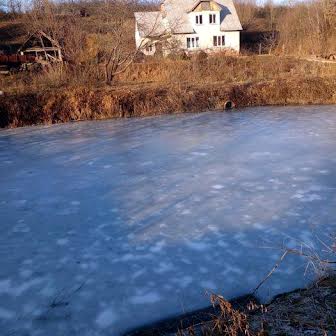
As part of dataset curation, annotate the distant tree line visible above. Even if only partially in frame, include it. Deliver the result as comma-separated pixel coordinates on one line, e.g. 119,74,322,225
236,0,335,56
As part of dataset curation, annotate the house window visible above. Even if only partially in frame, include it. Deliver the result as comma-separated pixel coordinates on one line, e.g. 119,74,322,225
187,37,200,49
195,15,203,25
213,35,225,47
209,14,216,24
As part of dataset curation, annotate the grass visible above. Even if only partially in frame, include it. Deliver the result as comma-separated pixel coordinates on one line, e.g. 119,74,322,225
175,276,336,335
250,275,336,335
175,234,336,336
0,55,335,128
2,55,336,94
119,55,336,87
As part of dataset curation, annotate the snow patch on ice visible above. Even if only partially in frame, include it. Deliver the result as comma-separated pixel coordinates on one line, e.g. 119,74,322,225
319,170,329,174
96,309,117,328
56,238,69,246
155,262,175,274
217,240,229,248
212,185,224,190
292,192,322,202
19,269,33,279
0,279,11,294
129,292,161,305
200,280,217,291
177,276,193,288
0,307,15,319
191,152,208,157
252,223,265,230
186,241,209,251
150,241,166,253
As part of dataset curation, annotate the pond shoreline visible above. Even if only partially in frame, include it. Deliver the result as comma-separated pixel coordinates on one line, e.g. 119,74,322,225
124,275,336,336
1,76,335,129
123,292,259,336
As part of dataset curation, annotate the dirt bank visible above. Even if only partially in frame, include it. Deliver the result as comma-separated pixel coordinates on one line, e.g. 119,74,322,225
1,76,336,128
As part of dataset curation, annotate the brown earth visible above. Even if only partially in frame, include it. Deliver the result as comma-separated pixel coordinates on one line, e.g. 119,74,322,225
1,76,336,129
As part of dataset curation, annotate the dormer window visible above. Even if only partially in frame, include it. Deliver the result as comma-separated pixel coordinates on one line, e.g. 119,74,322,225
195,15,203,25
209,13,216,24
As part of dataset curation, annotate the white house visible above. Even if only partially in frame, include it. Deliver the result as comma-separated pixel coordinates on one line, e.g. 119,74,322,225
134,0,242,56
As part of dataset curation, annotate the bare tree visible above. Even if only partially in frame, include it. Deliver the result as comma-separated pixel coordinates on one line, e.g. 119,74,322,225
4,0,23,15
93,0,176,85
324,0,336,27
276,0,335,56
26,0,88,65
235,0,257,30
24,0,175,84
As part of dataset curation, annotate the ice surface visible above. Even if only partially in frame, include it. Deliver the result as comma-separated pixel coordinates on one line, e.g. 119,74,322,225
0,105,336,335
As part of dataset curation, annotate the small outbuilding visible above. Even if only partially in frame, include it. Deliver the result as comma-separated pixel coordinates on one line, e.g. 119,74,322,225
18,31,62,63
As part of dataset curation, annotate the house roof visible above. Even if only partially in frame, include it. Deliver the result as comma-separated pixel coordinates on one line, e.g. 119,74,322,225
135,0,242,37
134,11,167,38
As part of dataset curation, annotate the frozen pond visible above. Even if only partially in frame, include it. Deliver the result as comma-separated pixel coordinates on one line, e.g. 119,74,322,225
1,105,336,335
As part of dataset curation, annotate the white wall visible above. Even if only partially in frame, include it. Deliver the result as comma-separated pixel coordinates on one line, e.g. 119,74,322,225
222,31,240,52
172,31,240,53
190,10,221,49
135,10,241,56
171,11,240,53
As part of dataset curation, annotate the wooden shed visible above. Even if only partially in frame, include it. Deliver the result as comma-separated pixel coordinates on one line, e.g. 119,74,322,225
18,31,62,63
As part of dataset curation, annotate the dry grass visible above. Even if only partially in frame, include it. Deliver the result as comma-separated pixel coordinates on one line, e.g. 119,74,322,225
249,275,336,335
1,74,336,128
175,234,336,336
177,294,253,336
0,55,335,128
118,55,336,87
2,55,336,94
178,276,336,336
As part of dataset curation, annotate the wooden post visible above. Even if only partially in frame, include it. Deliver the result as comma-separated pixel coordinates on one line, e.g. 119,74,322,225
39,34,48,61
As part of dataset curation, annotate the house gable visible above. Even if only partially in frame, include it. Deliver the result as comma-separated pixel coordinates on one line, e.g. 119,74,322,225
190,1,222,12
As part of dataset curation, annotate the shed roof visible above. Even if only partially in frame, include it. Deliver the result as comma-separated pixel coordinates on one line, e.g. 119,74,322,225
18,31,61,53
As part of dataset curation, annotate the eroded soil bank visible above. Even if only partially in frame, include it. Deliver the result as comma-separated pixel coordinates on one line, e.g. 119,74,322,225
1,77,335,128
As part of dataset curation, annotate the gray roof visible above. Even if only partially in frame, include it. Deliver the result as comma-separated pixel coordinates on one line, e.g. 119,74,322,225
134,12,167,38
135,0,242,37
